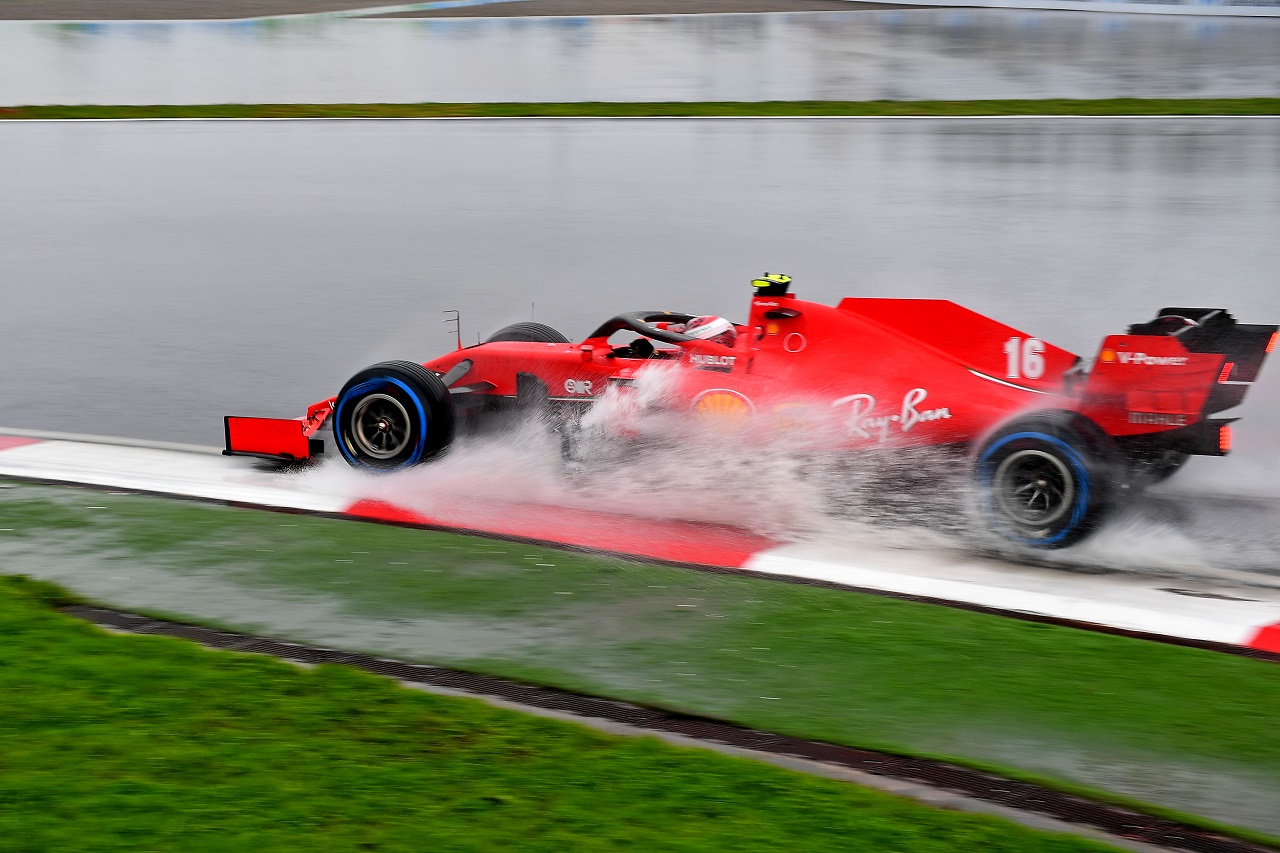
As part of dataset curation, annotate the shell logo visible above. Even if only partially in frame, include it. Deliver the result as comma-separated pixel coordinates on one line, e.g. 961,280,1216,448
1100,349,1117,363
692,390,754,422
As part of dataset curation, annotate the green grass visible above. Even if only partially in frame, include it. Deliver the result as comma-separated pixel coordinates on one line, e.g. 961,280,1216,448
2,98,1280,120
0,574,1123,853
3,482,1280,845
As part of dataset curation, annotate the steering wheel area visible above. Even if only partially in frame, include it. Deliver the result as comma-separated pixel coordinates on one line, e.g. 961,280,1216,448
587,311,701,346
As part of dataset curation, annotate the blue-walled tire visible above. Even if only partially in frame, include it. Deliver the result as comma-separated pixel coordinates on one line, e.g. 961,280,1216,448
332,361,454,471
975,414,1115,549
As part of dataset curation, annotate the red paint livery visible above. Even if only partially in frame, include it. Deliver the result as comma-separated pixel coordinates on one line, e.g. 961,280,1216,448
225,276,1275,548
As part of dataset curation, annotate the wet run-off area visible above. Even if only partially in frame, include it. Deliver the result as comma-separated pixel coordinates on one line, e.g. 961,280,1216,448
2,481,1279,837
1,9,1279,105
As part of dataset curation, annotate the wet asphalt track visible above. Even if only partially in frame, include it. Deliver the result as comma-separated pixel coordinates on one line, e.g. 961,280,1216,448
1,116,1279,580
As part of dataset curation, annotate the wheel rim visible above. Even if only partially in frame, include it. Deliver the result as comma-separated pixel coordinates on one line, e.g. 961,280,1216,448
350,393,413,460
993,448,1075,527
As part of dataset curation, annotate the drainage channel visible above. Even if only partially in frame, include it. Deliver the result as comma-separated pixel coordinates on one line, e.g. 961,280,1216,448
62,603,1275,853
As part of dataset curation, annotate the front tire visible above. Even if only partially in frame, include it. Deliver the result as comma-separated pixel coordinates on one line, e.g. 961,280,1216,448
486,322,569,344
332,361,454,471
975,414,1114,549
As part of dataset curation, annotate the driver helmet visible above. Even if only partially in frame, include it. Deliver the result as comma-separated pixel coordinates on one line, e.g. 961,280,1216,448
684,315,738,349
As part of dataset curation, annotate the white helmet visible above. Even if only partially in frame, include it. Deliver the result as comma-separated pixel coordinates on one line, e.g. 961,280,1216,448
684,315,737,348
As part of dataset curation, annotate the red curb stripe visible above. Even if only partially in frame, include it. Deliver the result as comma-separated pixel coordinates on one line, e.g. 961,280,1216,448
1247,623,1280,654
0,436,42,452
345,498,772,568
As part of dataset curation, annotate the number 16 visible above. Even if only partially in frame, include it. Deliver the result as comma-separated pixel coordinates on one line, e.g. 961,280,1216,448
1004,337,1045,380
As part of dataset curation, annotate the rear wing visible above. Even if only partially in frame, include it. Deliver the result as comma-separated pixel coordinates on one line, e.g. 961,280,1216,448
1129,308,1278,415
1082,308,1277,453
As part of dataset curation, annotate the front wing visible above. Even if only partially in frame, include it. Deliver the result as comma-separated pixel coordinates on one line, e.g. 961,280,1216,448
223,398,335,462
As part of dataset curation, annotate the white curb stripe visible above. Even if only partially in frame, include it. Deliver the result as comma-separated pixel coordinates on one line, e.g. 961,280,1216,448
745,549,1280,647
0,438,349,513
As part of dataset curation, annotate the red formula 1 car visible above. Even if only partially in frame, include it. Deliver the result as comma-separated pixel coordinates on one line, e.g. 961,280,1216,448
225,274,1277,548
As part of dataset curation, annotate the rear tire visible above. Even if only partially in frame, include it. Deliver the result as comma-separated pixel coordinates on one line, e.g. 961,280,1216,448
486,322,569,344
332,361,454,471
974,414,1115,549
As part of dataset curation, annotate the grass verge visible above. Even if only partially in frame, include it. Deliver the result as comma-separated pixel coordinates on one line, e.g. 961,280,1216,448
1,98,1279,120
2,482,1279,845
0,574,1125,853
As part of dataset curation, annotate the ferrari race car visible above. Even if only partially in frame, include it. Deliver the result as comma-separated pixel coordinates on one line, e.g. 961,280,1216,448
225,274,1277,548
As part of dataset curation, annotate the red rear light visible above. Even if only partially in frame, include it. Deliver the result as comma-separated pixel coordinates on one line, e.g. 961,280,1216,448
1268,331,1279,354
1219,424,1232,454
1218,362,1235,383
